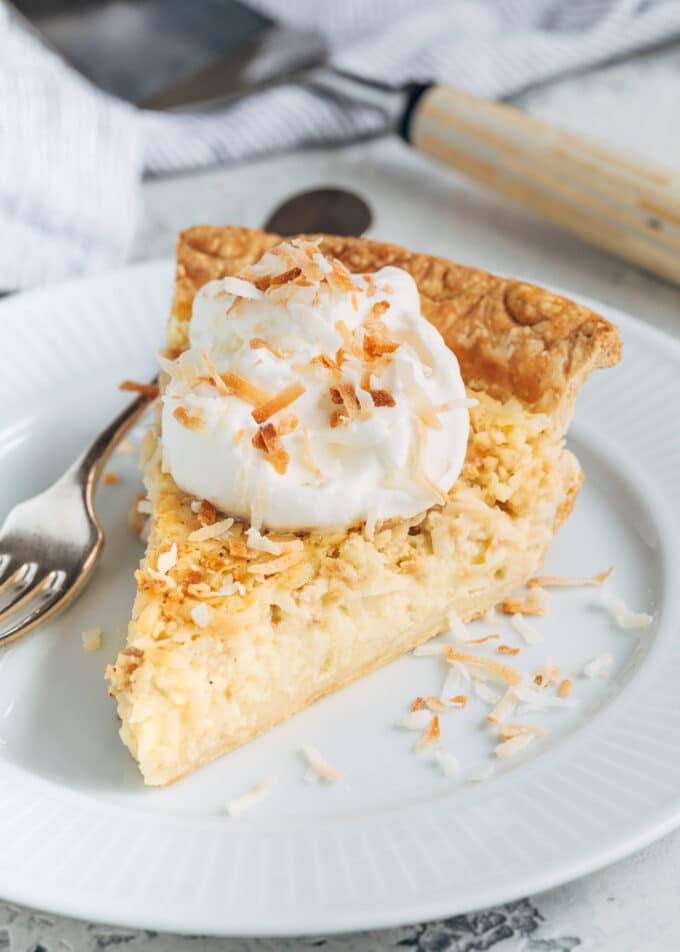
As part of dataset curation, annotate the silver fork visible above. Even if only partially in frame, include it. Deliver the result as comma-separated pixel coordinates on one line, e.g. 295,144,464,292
0,382,158,646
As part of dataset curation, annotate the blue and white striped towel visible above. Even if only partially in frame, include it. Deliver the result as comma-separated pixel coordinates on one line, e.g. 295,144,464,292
2,0,680,290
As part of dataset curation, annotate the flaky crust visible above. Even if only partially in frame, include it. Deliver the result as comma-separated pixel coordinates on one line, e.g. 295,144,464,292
171,225,621,418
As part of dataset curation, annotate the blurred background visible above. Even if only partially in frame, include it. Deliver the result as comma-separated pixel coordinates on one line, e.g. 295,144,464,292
2,0,680,322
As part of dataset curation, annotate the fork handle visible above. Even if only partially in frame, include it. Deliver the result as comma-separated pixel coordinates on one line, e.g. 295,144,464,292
404,83,680,286
63,380,159,503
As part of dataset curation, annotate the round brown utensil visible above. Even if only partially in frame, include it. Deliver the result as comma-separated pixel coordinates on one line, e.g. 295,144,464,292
263,187,371,237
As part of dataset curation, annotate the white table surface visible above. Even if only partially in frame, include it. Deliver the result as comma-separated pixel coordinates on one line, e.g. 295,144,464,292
2,41,679,952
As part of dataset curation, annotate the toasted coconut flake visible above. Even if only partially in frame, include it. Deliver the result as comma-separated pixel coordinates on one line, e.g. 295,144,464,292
498,644,520,656
328,381,361,427
252,423,290,474
461,633,500,646
529,566,613,588
446,648,523,686
119,380,159,398
219,371,272,406
245,527,303,556
415,715,440,752
500,723,545,739
502,587,547,616
246,550,304,577
82,627,102,652
157,542,177,575
226,776,275,817
227,538,249,559
533,664,561,688
496,734,536,759
311,353,342,372
363,321,399,361
449,694,468,707
200,349,230,395
198,499,217,526
583,653,613,679
412,696,449,714
603,593,653,629
398,709,433,730
559,678,573,697
190,603,211,628
135,567,177,593
370,388,396,407
406,382,443,430
301,744,344,783
188,517,234,542
434,749,459,778
487,687,517,725
252,381,305,424
218,276,265,302
173,406,205,431
102,470,120,487
271,265,303,286
467,764,495,782
335,320,362,359
276,413,298,435
510,613,543,645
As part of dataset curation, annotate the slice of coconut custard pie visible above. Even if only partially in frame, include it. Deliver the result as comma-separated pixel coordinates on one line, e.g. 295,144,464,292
107,226,621,785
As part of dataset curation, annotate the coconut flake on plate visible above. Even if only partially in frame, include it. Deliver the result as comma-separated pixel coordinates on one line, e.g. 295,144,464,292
472,680,502,705
602,592,653,629
583,653,613,679
301,744,344,783
495,734,537,759
82,627,102,652
487,687,517,725
439,665,463,701
434,749,459,778
397,709,433,731
529,566,613,588
513,684,577,710
510,613,543,645
226,776,276,817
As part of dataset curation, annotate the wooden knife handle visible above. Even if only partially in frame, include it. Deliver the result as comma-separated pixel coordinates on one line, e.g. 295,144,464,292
404,84,680,286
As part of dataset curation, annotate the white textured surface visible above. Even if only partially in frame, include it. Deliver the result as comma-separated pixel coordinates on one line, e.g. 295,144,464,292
2,40,680,952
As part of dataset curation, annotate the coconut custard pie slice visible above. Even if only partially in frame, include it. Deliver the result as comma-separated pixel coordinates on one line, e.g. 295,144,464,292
107,226,620,786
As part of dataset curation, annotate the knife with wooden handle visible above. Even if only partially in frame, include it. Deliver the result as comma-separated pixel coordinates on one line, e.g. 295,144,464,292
402,84,680,285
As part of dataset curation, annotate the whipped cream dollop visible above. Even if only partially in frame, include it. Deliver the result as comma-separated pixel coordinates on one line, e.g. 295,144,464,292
160,240,471,532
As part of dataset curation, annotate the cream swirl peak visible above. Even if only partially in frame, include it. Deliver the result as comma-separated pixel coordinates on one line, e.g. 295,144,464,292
160,239,471,532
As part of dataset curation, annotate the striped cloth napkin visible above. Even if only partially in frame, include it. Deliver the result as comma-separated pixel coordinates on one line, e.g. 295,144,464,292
2,0,680,290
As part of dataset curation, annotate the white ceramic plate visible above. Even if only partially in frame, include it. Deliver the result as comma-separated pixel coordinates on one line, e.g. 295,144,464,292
0,261,678,937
